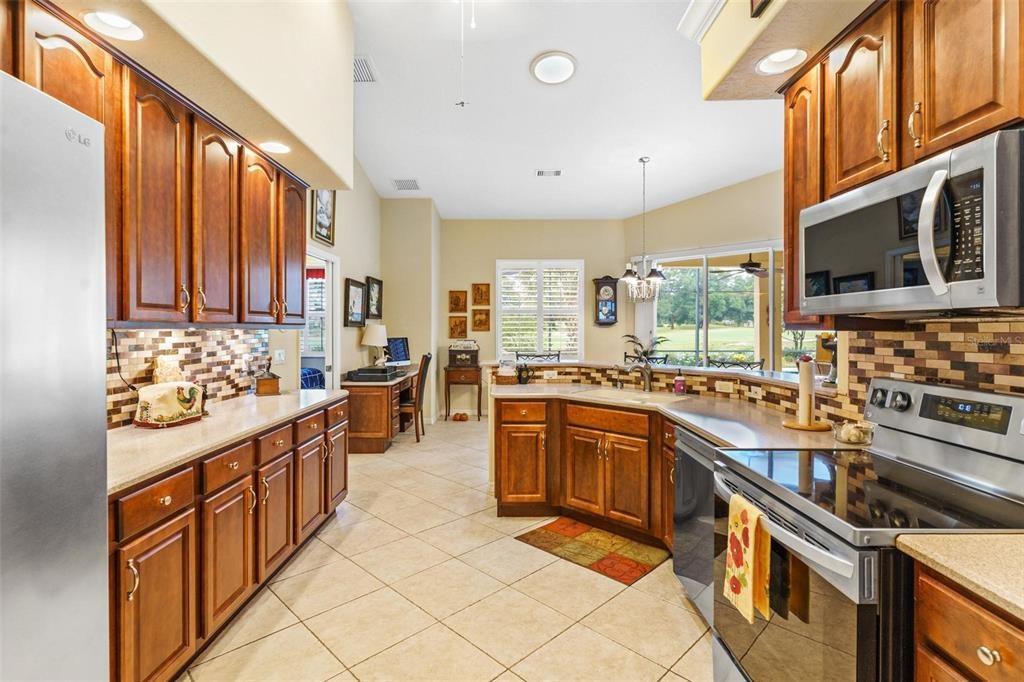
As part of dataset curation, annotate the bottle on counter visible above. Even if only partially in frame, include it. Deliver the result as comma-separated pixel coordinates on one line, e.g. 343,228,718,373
673,370,686,395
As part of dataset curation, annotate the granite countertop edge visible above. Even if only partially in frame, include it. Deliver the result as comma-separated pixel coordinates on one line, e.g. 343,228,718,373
896,534,1024,622
107,389,349,495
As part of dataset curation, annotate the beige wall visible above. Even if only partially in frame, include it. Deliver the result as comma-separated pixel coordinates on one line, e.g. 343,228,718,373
624,171,783,256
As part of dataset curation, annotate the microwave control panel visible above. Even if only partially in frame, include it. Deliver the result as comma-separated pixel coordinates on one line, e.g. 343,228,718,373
948,169,984,282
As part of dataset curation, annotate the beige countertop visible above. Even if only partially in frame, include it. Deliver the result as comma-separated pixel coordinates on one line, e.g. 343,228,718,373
340,363,419,387
490,384,841,450
107,389,348,495
897,534,1024,622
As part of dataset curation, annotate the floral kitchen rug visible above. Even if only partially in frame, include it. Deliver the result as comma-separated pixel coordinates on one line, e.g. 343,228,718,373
515,516,669,585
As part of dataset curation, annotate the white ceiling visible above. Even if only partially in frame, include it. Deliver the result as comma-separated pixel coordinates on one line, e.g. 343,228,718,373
350,0,783,219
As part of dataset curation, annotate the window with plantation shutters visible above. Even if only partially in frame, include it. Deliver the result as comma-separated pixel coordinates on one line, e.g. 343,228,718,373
496,260,584,361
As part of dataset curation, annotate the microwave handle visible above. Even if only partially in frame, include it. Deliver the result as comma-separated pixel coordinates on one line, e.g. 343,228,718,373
712,473,855,579
917,169,950,296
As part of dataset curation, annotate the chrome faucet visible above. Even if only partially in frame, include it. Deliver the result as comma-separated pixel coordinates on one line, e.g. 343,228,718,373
619,361,654,392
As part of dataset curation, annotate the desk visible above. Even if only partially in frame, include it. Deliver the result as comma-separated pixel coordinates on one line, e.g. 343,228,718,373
445,366,481,421
341,364,419,453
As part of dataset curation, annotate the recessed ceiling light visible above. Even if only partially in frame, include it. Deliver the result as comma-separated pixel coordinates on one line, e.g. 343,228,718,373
755,48,807,75
259,141,291,154
531,51,576,85
83,11,143,41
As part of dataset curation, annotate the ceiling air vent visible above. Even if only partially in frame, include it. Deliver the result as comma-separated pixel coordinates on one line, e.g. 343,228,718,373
392,179,420,191
536,169,563,177
354,55,378,83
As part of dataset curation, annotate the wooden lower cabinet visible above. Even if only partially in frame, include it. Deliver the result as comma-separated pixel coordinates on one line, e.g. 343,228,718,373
295,436,327,541
256,452,295,582
200,477,255,636
326,423,349,508
117,509,197,682
564,425,605,517
915,645,968,682
603,433,649,529
498,423,547,504
660,446,675,549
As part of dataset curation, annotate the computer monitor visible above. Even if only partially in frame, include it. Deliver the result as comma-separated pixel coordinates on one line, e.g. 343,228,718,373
385,337,411,366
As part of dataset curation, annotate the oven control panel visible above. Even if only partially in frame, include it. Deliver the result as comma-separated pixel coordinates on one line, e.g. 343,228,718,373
919,393,1012,434
948,169,984,282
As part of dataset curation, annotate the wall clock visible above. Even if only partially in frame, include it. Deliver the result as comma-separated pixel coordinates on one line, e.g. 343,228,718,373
593,276,619,326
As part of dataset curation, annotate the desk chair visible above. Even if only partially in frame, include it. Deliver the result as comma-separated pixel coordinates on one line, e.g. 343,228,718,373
400,353,432,442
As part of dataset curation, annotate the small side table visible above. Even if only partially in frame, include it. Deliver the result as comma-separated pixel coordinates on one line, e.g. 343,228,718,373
444,366,482,421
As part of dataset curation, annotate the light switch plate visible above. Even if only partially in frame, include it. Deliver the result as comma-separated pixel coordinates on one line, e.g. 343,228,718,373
273,349,286,363
748,386,763,400
715,380,735,393
543,370,559,380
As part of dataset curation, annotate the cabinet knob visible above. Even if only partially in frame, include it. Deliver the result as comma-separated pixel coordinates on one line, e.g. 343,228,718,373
977,646,1002,667
274,439,285,447
310,423,319,429
520,409,528,416
158,495,173,506
227,461,239,470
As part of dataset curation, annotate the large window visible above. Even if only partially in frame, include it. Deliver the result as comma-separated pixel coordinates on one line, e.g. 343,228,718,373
300,268,326,355
497,260,584,361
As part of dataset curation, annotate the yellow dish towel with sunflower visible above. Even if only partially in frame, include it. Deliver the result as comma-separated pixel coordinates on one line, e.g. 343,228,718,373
723,494,771,624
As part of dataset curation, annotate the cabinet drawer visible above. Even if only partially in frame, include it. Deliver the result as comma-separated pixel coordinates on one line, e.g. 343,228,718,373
326,400,349,427
117,468,195,540
258,425,294,464
449,368,480,384
917,569,1024,681
501,401,547,423
567,403,648,438
294,410,326,443
202,441,254,494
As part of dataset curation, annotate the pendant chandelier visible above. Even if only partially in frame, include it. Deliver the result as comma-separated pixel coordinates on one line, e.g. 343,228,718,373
622,156,664,302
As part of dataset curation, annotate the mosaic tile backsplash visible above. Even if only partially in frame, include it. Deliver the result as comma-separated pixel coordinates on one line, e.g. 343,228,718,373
107,329,269,429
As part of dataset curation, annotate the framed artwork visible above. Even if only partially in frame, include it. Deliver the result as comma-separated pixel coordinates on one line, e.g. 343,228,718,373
472,283,490,306
472,309,490,331
593,276,618,326
344,278,366,327
313,189,336,246
448,315,467,338
366,276,383,319
750,0,770,17
897,190,924,240
449,290,467,313
804,270,830,298
833,272,876,295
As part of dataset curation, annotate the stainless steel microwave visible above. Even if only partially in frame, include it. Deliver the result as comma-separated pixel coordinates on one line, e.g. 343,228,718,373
800,130,1023,316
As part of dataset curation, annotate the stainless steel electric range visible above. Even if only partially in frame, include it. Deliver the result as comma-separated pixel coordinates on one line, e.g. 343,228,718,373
672,378,1024,682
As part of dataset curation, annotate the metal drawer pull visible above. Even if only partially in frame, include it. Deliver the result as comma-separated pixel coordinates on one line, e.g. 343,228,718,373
321,442,329,462
271,300,280,316
227,461,240,470
669,466,675,485
126,560,140,601
977,646,1002,666
196,287,207,314
876,119,890,162
261,477,270,504
158,495,173,506
273,439,285,447
328,440,336,458
247,486,257,515
180,284,191,313
908,101,922,148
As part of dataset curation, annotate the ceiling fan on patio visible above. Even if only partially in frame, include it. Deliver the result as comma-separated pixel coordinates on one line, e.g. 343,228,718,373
739,254,768,278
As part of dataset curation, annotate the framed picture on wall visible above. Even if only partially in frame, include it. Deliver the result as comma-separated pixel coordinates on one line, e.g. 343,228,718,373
472,283,490,306
449,290,467,313
804,270,830,298
750,0,770,17
313,189,336,246
449,315,467,338
472,309,490,331
366,276,383,319
344,278,366,327
833,272,875,295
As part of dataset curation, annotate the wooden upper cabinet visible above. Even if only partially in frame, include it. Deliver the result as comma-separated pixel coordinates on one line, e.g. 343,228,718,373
1,0,14,75
909,0,1022,160
240,149,278,324
824,1,898,196
499,423,547,505
604,432,649,529
124,71,192,322
22,3,123,320
278,176,307,325
564,426,605,517
117,509,197,682
784,65,827,328
192,119,240,324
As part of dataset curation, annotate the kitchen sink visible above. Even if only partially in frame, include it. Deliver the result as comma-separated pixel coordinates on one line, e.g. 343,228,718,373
580,388,687,406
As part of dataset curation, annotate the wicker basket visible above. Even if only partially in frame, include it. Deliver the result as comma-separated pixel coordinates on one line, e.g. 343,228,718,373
494,374,518,385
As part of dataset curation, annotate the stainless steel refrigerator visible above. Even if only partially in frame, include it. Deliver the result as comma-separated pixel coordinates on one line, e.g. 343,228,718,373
0,72,108,679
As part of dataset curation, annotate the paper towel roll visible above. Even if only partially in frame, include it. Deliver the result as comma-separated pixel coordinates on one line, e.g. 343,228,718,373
798,360,814,426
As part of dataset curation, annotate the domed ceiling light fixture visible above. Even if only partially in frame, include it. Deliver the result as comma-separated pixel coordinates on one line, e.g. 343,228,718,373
622,156,664,303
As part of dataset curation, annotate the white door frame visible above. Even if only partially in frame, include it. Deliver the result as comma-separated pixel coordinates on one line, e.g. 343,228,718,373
307,244,342,390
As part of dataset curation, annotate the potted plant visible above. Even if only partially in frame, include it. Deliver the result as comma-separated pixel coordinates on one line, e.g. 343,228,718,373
623,334,669,362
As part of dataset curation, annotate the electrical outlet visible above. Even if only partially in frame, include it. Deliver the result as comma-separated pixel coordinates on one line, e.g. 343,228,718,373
715,380,735,393
748,386,763,400
273,349,286,363
543,370,559,380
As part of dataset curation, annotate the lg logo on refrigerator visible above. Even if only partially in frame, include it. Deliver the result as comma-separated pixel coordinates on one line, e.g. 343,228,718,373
64,127,92,147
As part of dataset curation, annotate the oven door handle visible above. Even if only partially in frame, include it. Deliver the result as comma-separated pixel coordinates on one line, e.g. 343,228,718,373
917,168,950,296
713,473,856,579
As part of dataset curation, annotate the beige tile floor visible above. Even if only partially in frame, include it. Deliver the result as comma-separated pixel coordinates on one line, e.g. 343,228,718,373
185,419,712,682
